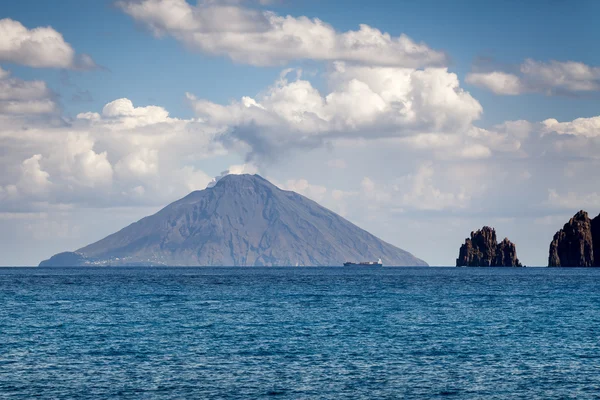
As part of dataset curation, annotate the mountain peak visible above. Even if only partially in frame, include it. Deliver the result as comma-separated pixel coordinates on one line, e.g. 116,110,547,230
214,173,271,188
40,176,427,267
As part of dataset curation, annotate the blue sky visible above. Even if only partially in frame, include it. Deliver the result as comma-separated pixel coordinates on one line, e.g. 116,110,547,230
1,0,599,265
4,0,600,123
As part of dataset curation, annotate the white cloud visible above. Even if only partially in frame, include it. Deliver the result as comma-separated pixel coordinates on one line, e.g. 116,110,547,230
0,69,58,115
459,143,492,159
87,98,177,129
188,64,482,161
58,133,113,188
0,96,228,212
115,148,158,179
465,71,523,95
0,99,57,115
118,0,447,67
207,163,259,187
0,18,96,69
18,154,51,195
542,116,600,138
382,119,527,162
2,64,598,226
520,59,600,92
179,166,213,192
102,98,171,124
467,59,600,96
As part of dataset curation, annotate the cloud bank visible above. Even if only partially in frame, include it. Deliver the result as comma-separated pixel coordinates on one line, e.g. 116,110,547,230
188,64,486,161
118,0,447,67
466,59,600,96
0,18,97,70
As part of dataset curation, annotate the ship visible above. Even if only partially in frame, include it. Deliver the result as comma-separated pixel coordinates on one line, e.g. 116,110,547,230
343,258,383,267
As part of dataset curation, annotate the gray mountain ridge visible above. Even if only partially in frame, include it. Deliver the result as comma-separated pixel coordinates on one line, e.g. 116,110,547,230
39,174,428,267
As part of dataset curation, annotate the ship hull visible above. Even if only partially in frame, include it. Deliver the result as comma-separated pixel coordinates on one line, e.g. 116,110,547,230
343,262,383,267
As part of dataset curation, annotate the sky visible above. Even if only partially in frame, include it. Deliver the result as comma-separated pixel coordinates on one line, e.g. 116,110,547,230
1,0,599,266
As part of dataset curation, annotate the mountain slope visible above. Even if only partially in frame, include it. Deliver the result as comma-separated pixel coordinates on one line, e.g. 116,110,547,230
40,174,427,266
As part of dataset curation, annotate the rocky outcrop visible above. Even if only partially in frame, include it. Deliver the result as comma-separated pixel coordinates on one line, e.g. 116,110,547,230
548,210,600,267
39,174,427,267
456,226,522,267
495,238,522,267
592,214,600,266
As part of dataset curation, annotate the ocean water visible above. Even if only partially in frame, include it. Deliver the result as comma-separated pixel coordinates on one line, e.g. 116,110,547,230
1,267,600,399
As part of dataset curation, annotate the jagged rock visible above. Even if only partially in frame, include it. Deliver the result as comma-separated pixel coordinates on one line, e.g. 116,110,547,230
495,238,521,267
548,210,600,267
456,226,522,267
39,174,427,267
457,226,497,266
592,214,600,267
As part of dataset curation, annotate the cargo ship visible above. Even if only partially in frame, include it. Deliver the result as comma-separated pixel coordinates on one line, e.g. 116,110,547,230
343,258,383,267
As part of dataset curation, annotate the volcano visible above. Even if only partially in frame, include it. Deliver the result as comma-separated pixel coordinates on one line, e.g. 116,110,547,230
40,174,427,267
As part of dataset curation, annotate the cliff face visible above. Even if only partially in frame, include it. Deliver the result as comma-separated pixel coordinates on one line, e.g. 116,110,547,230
495,238,521,267
592,214,600,267
457,226,522,267
548,210,600,267
40,174,427,267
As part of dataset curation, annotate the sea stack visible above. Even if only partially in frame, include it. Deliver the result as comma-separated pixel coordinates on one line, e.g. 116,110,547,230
548,210,600,267
456,226,522,267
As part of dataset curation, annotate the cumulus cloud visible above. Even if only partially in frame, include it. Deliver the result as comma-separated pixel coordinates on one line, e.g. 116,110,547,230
393,120,528,161
521,59,600,93
73,98,178,131
178,166,213,192
188,64,482,161
465,71,523,95
17,154,51,195
0,96,227,213
115,148,158,179
3,63,597,225
118,0,447,67
542,115,600,138
0,68,58,115
0,18,97,69
62,133,114,187
466,59,600,96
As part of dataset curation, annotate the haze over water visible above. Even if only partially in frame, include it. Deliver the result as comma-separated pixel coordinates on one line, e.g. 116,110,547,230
2,267,599,399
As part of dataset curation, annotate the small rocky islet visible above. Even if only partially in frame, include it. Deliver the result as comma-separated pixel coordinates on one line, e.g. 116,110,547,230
548,210,600,267
456,226,522,267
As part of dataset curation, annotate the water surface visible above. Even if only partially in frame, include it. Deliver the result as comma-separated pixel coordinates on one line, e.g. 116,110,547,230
1,267,600,399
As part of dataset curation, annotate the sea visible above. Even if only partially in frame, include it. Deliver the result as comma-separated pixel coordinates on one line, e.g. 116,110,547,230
1,266,600,399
